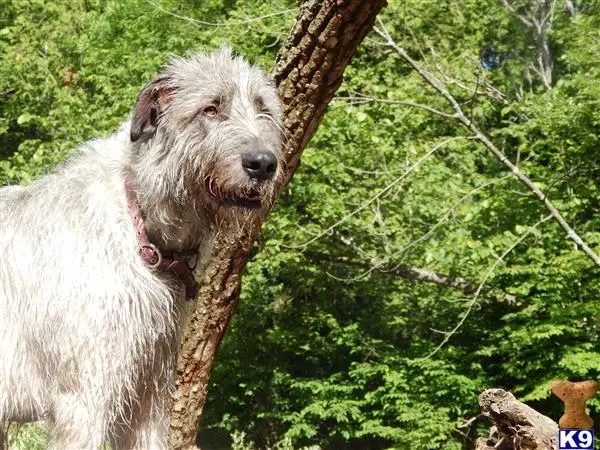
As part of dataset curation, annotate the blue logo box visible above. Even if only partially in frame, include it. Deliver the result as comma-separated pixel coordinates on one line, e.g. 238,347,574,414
558,429,594,450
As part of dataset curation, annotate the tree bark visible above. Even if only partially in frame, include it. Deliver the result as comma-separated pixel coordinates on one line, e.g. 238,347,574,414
168,1,387,448
475,389,559,450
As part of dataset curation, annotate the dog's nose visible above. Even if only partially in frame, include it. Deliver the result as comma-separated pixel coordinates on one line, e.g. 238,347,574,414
242,150,278,181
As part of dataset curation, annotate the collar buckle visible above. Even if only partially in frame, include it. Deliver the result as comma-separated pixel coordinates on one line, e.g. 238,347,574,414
139,243,163,268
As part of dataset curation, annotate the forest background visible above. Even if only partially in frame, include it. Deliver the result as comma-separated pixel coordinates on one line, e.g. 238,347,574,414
1,0,599,449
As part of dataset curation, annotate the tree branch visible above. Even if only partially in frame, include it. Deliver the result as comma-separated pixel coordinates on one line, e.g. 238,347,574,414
499,0,554,89
323,174,512,283
373,20,600,267
147,0,296,27
333,94,458,119
424,215,553,358
285,136,474,250
169,1,387,447
306,250,516,302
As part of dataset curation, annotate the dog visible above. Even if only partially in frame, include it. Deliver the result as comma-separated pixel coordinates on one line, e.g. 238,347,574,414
0,47,284,449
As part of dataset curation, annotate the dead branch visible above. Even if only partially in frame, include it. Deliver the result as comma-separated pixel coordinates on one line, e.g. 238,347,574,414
499,0,556,89
373,20,600,268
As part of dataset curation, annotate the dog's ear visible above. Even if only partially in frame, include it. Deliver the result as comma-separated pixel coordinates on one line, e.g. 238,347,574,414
130,76,174,142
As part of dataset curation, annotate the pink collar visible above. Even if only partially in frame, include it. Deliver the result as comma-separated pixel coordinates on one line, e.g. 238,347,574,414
124,183,198,300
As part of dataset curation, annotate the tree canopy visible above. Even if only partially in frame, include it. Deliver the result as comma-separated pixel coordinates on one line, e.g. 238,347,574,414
1,0,598,449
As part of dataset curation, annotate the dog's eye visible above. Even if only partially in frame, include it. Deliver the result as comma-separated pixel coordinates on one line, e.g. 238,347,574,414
203,105,219,117
255,98,270,116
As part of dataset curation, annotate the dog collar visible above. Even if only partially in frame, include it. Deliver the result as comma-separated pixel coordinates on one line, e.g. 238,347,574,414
124,182,198,300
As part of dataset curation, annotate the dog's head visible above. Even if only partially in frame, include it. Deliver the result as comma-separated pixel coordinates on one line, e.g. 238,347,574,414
129,48,285,223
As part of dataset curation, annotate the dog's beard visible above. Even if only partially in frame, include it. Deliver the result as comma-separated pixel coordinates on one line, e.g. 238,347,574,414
199,181,276,229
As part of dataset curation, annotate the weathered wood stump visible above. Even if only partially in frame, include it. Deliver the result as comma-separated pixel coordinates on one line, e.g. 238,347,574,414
475,389,558,450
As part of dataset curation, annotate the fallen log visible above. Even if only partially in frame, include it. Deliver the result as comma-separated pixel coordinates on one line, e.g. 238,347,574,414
475,389,558,450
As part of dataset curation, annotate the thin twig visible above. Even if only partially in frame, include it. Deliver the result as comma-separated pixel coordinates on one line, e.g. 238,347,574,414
333,95,457,119
307,250,515,302
336,174,512,282
284,136,473,250
423,214,553,359
147,0,295,27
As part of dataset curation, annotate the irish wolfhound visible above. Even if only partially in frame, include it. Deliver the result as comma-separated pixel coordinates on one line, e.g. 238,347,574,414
0,48,284,449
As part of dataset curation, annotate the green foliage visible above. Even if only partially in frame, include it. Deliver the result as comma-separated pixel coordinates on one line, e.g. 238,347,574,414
206,1,600,448
2,0,599,449
6,423,48,450
0,0,291,183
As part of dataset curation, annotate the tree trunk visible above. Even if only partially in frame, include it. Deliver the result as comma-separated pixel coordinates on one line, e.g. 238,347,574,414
168,1,387,448
475,389,559,450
